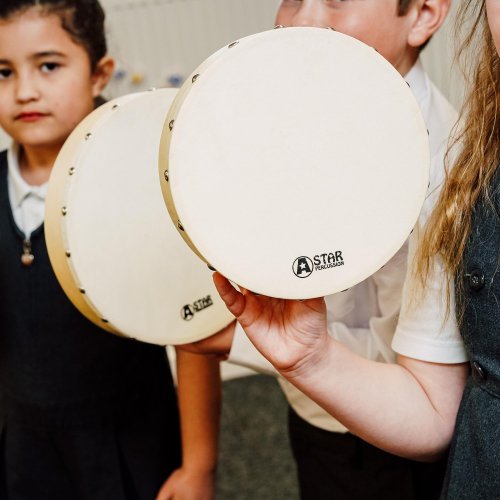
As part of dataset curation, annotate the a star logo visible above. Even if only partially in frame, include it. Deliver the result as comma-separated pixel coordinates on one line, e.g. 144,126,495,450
292,256,314,278
181,304,195,321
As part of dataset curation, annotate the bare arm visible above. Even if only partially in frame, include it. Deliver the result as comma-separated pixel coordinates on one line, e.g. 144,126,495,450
156,350,221,500
214,272,468,461
289,341,467,460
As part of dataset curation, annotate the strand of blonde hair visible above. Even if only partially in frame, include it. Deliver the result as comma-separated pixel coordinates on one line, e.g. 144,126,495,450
414,0,500,318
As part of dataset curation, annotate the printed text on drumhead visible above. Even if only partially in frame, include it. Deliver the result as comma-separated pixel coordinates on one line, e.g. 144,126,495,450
181,295,214,321
292,252,344,278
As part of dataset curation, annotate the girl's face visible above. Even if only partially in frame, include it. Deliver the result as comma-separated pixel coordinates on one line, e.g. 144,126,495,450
486,0,500,58
0,8,107,150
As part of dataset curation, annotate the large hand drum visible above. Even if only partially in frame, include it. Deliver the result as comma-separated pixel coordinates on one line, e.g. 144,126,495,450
159,28,430,299
45,89,234,344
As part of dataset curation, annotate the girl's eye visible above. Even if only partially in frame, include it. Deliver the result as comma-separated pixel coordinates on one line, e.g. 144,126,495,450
0,68,12,80
40,62,60,73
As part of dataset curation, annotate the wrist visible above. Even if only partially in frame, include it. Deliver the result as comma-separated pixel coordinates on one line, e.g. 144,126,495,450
182,450,218,475
181,460,217,476
280,331,334,385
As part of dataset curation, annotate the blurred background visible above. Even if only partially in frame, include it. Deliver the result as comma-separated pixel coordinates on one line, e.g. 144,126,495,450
0,2,465,498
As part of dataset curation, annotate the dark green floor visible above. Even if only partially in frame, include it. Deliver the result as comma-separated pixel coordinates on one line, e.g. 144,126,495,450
216,374,300,500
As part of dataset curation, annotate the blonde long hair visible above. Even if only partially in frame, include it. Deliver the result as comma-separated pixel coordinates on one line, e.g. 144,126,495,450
415,0,500,310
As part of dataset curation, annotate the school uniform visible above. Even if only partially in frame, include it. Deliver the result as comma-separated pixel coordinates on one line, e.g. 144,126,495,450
393,168,500,499
228,59,458,499
0,148,181,500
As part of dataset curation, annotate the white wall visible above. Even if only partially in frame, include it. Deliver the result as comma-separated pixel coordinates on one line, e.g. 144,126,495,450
101,0,278,98
421,0,464,111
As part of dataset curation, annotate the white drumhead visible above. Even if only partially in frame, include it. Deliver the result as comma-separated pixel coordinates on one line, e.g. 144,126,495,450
46,89,234,344
160,27,430,299
46,95,137,333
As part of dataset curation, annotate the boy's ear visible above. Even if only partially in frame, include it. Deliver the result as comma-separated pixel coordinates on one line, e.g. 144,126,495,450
407,0,451,48
91,56,115,98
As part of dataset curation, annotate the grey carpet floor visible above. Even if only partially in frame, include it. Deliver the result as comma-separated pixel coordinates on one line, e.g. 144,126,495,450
216,374,300,500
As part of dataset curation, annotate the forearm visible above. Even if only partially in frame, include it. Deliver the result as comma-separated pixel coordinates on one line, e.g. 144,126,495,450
280,336,468,461
176,349,221,472
213,273,468,461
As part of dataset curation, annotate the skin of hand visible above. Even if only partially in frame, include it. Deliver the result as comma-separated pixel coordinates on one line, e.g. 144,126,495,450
175,319,237,360
156,467,216,500
212,272,329,377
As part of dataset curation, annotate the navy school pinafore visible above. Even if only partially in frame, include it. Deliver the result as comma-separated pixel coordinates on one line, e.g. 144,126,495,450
0,151,181,499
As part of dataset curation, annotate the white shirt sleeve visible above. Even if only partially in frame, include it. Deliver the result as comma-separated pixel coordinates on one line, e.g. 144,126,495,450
392,229,468,363
392,134,467,364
